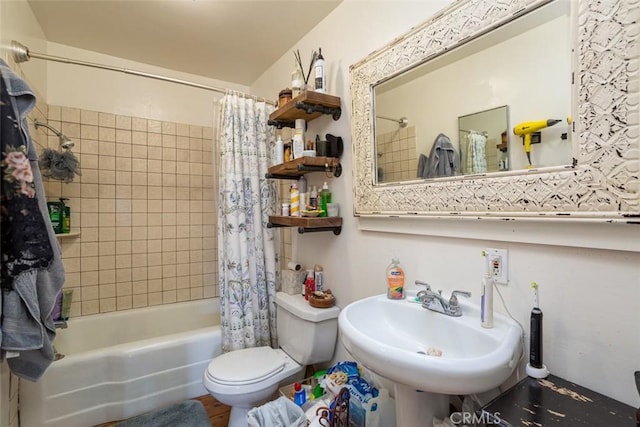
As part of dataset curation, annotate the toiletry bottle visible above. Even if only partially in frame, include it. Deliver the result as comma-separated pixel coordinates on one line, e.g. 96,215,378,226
314,48,326,93
290,182,300,217
284,143,291,162
47,200,63,234
60,198,70,234
481,274,494,328
304,270,316,301
310,185,318,210
319,181,331,217
292,134,304,159
386,257,405,299
298,175,307,210
314,264,324,292
274,135,284,165
293,382,307,406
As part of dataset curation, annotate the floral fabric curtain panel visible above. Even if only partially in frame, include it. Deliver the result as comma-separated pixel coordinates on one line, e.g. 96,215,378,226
217,93,278,352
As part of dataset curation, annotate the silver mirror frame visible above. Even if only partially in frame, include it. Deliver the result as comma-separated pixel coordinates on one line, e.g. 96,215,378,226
350,0,639,221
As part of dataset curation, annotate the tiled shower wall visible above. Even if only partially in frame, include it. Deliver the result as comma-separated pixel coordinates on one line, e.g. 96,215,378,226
35,105,218,318
376,125,418,182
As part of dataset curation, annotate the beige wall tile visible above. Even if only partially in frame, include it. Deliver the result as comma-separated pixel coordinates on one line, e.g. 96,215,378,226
116,115,132,130
48,107,218,316
61,106,81,123
99,112,116,128
132,294,148,308
81,110,99,126
132,117,147,132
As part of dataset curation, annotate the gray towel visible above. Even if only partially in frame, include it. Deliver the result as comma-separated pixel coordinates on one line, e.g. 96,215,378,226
426,133,459,178
417,153,429,178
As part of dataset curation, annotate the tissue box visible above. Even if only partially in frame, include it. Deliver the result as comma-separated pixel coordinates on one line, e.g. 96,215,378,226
281,269,304,295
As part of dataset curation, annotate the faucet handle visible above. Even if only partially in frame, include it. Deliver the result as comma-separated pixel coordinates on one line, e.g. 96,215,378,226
414,280,432,291
449,290,471,306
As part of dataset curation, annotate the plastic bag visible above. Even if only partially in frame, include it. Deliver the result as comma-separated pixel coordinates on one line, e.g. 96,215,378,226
247,396,307,427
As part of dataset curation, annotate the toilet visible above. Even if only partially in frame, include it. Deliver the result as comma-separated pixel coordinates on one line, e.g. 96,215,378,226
203,292,340,427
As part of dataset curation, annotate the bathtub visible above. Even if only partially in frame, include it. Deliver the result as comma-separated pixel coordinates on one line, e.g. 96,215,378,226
19,298,222,427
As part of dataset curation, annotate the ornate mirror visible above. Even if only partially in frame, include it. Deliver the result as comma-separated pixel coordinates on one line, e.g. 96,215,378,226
350,0,639,221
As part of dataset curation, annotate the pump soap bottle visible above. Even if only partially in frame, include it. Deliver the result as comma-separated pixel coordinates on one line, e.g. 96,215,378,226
386,257,405,299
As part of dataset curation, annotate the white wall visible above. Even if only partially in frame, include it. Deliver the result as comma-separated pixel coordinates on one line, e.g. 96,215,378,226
252,0,640,408
0,0,48,97
45,42,249,127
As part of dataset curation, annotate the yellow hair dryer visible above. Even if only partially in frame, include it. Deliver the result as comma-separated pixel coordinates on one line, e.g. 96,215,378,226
513,119,562,167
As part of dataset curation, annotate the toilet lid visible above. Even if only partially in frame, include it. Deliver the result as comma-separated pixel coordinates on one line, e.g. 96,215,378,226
207,347,285,385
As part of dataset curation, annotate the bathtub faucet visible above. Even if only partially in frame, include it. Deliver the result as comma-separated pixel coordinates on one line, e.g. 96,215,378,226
54,320,68,329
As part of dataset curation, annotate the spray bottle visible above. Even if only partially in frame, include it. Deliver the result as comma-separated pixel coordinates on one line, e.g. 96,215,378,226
526,281,549,378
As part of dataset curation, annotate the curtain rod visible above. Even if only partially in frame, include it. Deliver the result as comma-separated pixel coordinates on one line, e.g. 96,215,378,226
10,40,275,106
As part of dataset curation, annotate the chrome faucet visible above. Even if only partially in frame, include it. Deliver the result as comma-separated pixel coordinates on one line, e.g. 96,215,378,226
415,281,471,317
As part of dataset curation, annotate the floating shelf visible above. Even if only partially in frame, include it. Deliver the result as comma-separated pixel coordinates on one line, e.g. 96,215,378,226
55,230,81,239
268,216,342,235
267,156,341,179
268,91,341,128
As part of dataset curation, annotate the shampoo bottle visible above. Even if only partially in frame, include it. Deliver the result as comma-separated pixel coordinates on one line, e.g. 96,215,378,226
481,274,494,328
386,257,405,299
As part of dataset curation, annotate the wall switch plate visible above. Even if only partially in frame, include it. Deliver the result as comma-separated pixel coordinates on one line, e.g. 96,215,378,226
486,248,508,285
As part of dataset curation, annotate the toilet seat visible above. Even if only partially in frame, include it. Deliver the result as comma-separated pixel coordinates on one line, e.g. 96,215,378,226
205,346,285,386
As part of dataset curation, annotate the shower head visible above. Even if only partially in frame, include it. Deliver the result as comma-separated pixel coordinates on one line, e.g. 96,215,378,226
34,119,75,149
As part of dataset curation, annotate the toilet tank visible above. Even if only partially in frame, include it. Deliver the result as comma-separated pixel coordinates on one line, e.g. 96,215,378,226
275,292,340,365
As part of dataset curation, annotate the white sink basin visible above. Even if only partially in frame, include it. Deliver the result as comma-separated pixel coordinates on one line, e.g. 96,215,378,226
339,290,523,395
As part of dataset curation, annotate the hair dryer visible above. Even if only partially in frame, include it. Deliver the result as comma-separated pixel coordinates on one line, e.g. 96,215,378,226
513,119,562,166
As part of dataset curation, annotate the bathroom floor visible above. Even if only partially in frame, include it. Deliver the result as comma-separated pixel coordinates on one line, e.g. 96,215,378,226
95,395,231,426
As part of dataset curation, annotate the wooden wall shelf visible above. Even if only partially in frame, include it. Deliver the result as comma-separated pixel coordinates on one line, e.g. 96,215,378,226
268,216,342,235
267,156,341,179
268,91,341,128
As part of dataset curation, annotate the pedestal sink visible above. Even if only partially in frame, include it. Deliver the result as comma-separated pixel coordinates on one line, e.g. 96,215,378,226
338,290,523,426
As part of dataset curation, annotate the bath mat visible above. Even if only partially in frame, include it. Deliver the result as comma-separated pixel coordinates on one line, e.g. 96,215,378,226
115,399,211,427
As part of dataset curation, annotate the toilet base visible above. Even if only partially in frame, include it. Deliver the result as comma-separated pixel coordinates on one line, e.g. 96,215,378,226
229,405,251,427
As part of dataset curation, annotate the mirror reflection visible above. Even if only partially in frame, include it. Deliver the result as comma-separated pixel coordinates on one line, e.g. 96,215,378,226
458,106,508,174
374,0,572,184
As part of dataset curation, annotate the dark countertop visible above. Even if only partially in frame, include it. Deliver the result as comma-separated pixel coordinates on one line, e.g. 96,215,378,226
481,374,636,426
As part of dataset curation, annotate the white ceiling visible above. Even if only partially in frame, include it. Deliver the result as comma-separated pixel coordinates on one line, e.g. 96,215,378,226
27,0,342,86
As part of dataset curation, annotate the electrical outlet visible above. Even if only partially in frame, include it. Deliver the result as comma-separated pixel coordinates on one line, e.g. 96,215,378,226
485,248,508,285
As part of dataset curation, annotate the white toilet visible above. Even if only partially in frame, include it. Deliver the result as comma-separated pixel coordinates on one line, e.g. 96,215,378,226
203,292,340,427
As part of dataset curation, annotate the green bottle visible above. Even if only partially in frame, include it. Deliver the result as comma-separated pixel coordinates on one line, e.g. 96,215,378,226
60,198,71,234
319,181,332,217
47,201,63,234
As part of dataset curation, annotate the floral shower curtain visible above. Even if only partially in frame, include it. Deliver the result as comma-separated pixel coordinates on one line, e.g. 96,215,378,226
216,93,279,352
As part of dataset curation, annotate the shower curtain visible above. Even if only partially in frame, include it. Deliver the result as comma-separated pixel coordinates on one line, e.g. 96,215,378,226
216,93,279,352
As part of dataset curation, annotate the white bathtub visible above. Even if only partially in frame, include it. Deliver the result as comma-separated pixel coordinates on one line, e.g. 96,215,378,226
19,298,222,427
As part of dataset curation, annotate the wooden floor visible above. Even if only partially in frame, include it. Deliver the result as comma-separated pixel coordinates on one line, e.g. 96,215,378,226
95,395,230,427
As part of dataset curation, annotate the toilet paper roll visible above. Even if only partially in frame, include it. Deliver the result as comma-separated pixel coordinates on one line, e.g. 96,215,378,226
287,261,301,271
